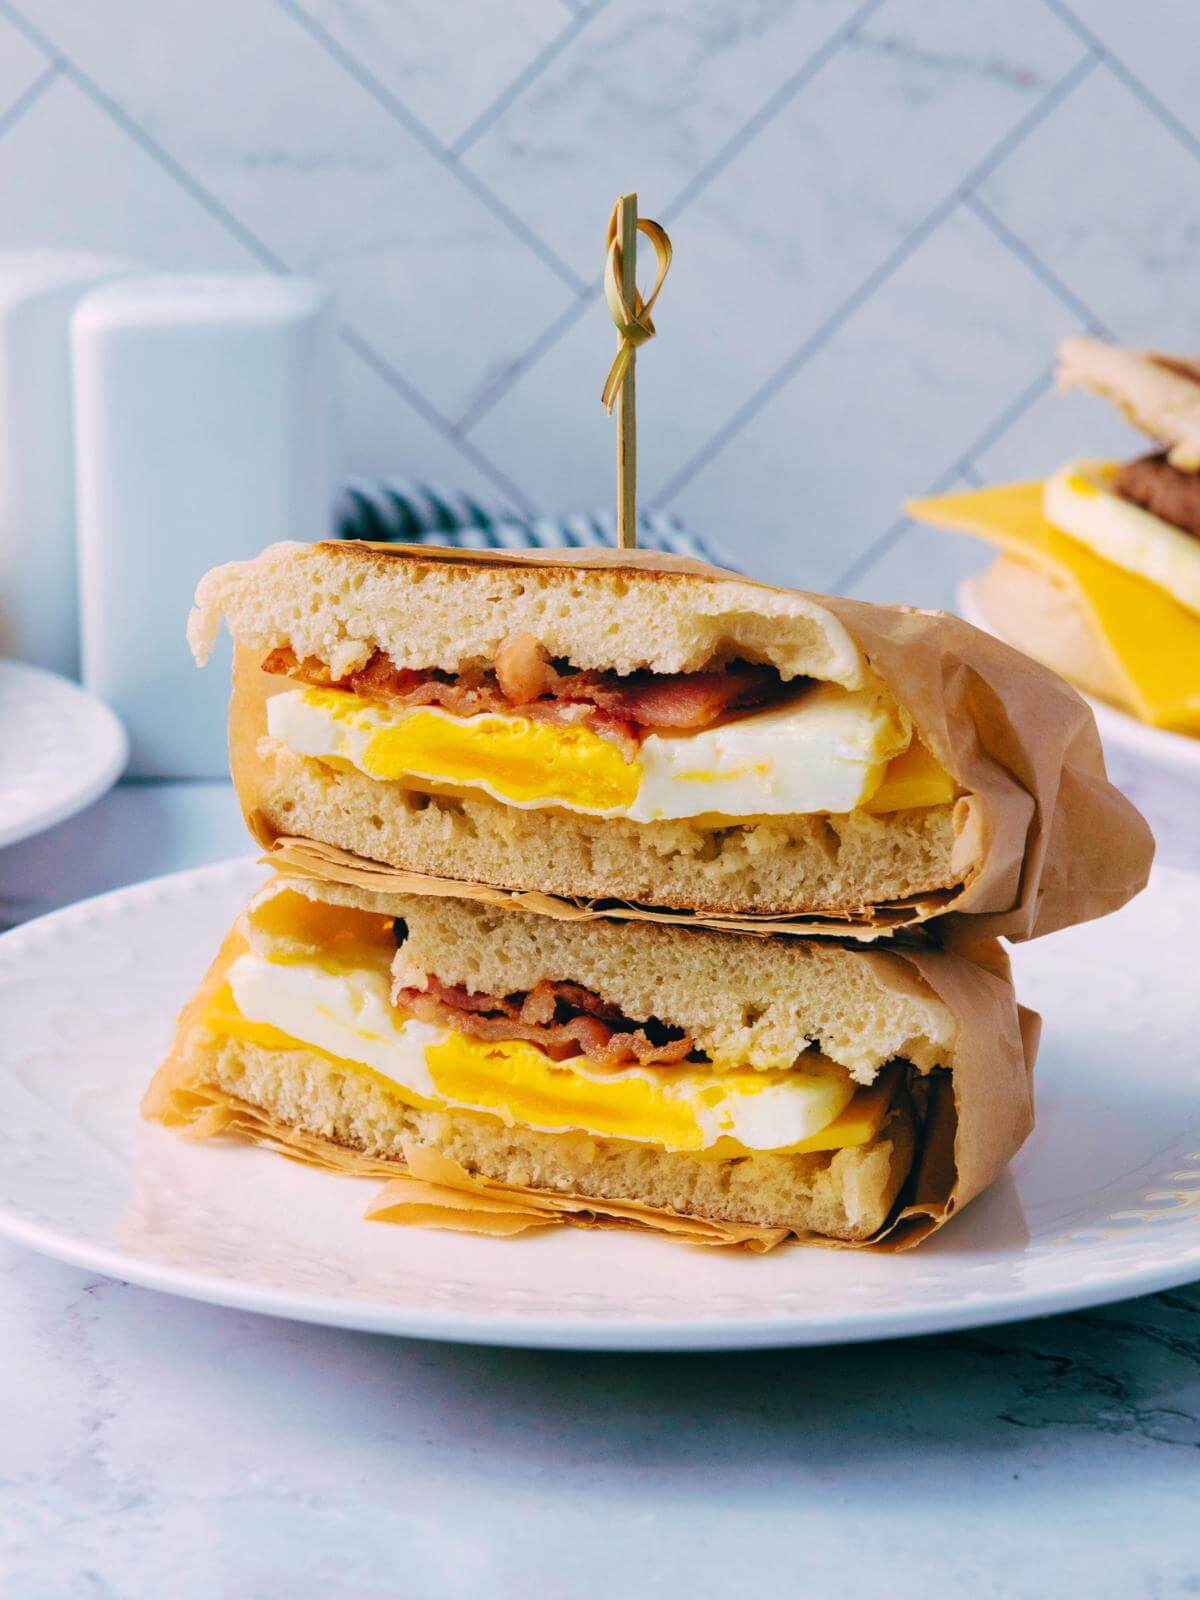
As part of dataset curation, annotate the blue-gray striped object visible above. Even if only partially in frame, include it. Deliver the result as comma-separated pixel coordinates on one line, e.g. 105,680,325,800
334,478,734,569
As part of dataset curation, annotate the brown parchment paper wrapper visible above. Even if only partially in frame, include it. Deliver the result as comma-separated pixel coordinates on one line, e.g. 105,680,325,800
226,544,1152,944
257,833,954,943
142,890,1039,1253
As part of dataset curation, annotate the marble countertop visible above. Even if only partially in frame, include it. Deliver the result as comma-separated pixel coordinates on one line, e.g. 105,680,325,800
2,757,1199,1598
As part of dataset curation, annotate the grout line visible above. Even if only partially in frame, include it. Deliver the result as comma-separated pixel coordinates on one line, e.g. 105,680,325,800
0,1,287,270
452,288,593,433
830,509,915,595
457,0,884,435
1038,0,1200,163
951,364,1057,477
451,3,605,158
0,0,549,514
963,192,1112,337
269,0,586,294
70,83,286,268
650,47,1100,509
341,329,539,514
0,55,58,141
662,0,889,223
830,365,1054,592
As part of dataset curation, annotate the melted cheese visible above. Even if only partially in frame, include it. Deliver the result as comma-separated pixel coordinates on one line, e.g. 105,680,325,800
861,737,957,814
908,481,1200,734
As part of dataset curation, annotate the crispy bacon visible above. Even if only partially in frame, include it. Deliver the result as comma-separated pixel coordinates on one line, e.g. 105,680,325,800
397,974,697,1069
262,647,498,718
580,665,779,730
265,638,792,754
493,631,559,704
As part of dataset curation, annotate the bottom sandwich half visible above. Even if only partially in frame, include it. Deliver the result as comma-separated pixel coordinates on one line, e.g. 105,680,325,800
143,876,1039,1252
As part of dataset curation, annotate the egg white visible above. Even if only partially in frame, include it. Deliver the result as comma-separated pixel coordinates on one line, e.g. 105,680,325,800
266,680,911,822
1045,458,1200,616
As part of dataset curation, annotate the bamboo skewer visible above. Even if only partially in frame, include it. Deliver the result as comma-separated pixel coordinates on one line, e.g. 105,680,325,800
615,195,638,549
602,193,672,551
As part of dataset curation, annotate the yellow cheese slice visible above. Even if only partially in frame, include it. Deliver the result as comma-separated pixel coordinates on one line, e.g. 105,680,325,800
705,1070,896,1158
200,983,437,1110
781,1071,894,1153
204,981,311,1053
907,482,1200,733
864,738,958,814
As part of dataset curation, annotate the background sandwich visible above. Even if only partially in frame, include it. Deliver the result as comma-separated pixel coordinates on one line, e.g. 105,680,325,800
910,336,1200,738
145,875,1038,1250
190,541,1152,940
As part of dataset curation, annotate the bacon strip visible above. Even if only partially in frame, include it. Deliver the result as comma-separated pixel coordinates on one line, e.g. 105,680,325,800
396,974,697,1069
584,668,776,729
263,637,790,754
493,631,559,703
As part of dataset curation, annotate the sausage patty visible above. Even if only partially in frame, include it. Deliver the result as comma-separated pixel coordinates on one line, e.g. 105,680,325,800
1113,451,1200,540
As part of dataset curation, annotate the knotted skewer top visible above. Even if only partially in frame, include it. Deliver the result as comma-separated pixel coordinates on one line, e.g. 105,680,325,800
601,205,673,415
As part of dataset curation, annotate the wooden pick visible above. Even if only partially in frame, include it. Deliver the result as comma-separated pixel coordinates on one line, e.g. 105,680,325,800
603,194,673,552
615,194,638,549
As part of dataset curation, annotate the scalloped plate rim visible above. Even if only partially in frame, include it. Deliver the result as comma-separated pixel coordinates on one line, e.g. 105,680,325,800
6,1197,1200,1352
0,657,129,848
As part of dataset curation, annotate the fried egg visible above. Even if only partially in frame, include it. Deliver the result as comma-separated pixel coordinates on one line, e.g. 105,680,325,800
265,680,938,821
215,947,891,1158
1045,458,1200,617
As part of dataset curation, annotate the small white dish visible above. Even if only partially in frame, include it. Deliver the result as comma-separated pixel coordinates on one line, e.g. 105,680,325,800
957,576,1200,776
0,857,1198,1351
0,659,128,849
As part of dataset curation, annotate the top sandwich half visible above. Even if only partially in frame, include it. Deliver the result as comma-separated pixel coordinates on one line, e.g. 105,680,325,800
191,540,1153,939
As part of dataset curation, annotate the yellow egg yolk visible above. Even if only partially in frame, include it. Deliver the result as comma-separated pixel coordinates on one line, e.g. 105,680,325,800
358,704,641,812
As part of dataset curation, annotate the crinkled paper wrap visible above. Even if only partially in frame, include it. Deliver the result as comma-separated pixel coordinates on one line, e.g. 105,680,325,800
227,544,1151,944
258,833,953,943
143,899,1039,1253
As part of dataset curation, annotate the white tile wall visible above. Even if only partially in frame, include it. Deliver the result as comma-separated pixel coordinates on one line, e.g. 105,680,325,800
0,0,1194,598
0,10,49,111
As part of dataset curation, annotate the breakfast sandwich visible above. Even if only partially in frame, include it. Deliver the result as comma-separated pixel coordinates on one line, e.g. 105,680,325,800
909,336,1200,737
188,541,1151,940
144,874,1038,1250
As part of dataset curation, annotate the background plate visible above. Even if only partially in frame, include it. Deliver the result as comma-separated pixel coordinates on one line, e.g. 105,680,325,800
0,659,129,849
0,858,1198,1351
957,577,1200,776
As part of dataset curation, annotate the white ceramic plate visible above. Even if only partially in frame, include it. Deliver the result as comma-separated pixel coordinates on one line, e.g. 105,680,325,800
1,858,1198,1350
957,577,1200,776
0,659,128,849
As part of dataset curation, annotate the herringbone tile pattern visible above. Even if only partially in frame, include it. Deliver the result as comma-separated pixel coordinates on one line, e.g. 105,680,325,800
0,0,1193,603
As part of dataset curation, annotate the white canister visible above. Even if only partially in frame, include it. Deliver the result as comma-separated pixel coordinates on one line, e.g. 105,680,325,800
0,250,136,678
72,274,335,777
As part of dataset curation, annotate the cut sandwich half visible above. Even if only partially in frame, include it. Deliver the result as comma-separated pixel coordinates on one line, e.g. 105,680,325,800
909,335,1200,738
144,875,1038,1250
190,541,1152,940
